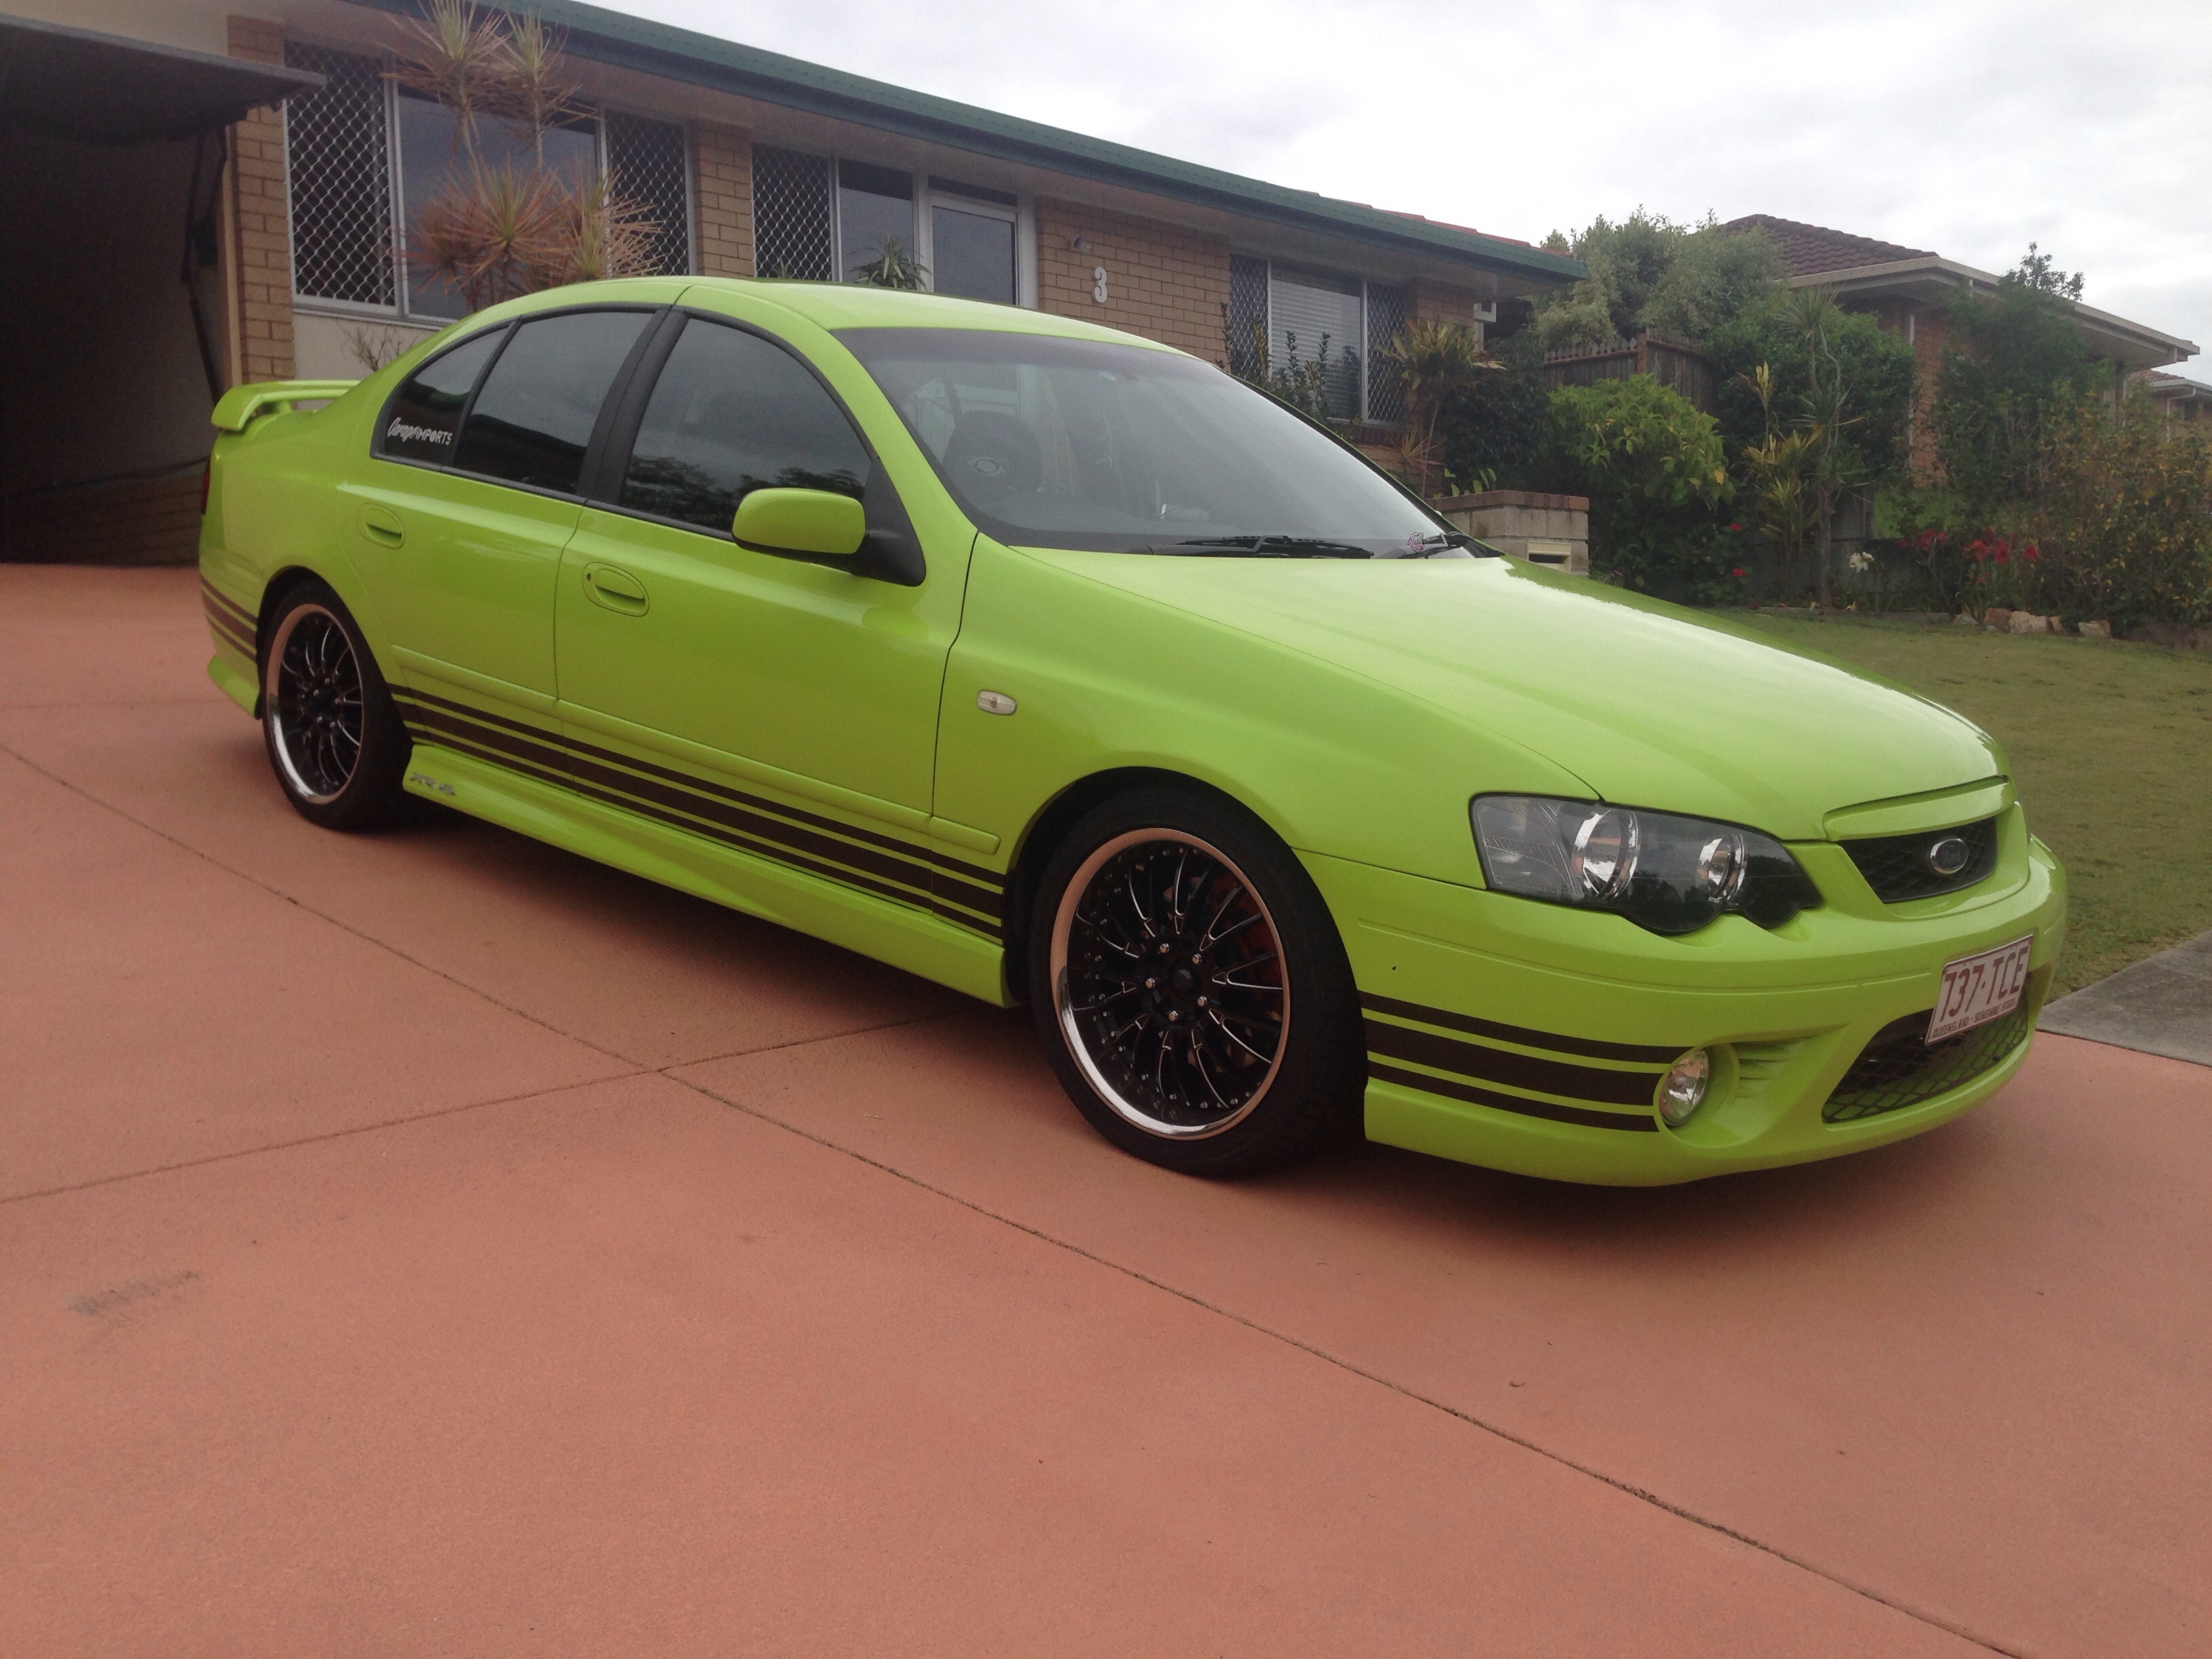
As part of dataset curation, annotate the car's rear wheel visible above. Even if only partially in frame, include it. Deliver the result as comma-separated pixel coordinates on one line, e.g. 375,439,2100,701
1028,786,1364,1175
261,582,409,832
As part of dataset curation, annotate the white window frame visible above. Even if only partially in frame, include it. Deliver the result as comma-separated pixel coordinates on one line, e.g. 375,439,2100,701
780,145,1038,307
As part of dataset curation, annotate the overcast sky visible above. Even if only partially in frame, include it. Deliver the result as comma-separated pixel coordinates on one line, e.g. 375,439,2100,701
619,0,2208,374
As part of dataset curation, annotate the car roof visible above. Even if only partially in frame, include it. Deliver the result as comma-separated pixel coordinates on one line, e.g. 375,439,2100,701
499,276,1189,352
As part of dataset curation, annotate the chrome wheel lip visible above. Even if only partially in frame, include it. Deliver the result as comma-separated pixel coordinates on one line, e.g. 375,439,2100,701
264,602,362,807
1050,827,1290,1141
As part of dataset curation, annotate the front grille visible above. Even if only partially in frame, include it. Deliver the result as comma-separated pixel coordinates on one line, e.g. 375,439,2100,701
1822,1002,2034,1123
1843,815,1999,903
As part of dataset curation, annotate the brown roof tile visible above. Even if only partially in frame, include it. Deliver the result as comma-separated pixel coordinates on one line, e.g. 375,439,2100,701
1721,214,1935,278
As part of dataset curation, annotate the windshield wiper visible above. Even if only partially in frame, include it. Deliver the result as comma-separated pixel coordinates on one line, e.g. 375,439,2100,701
1399,531,1494,559
1151,535,1377,559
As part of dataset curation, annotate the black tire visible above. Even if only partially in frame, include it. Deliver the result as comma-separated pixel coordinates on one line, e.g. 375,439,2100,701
260,581,410,832
1027,785,1365,1175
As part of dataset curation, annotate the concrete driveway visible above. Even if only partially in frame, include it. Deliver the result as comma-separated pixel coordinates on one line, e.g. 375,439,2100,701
5,566,2207,1658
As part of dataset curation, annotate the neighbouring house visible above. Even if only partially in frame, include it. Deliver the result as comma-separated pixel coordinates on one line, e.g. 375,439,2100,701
2135,369,2212,429
1722,215,2200,480
0,0,1582,567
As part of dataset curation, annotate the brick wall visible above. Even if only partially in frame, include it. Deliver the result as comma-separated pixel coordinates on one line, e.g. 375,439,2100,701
695,125,754,277
1035,200,1231,361
4,471,204,567
1412,279,1482,335
228,16,294,383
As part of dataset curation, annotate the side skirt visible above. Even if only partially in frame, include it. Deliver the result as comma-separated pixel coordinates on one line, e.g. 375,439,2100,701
403,741,1011,1006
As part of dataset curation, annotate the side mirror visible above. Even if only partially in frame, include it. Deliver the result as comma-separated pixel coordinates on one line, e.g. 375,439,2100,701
732,487,867,559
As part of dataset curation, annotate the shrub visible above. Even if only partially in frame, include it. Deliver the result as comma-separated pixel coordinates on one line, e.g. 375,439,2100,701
1542,376,1732,596
1431,354,1550,491
2032,398,2212,628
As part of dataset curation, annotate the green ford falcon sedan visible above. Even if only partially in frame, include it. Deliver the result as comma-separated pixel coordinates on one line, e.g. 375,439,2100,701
198,277,2064,1183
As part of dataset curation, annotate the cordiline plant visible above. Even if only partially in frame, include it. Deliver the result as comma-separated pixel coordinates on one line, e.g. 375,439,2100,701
391,0,659,312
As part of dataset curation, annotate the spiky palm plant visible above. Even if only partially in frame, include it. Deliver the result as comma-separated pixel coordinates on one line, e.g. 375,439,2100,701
390,1,659,312
1385,319,1499,497
390,0,504,156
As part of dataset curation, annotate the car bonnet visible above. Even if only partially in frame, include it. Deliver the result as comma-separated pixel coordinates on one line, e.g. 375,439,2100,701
1037,550,2004,843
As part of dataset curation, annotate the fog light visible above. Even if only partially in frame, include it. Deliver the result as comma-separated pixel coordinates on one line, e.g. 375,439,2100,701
1657,1048,1711,1127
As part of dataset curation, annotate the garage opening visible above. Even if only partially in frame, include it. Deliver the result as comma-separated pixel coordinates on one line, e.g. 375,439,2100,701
0,16,317,565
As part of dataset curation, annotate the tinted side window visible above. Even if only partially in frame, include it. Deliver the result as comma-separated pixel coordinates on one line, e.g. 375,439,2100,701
377,327,504,464
621,319,870,534
452,310,653,494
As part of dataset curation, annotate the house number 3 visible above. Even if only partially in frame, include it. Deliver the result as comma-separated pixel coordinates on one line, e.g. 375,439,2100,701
1092,265,1109,304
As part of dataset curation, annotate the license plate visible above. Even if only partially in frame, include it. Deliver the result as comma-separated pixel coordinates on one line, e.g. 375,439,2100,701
1927,936,2034,1044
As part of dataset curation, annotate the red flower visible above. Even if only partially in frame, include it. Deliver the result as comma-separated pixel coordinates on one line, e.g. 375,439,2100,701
1726,523,1743,533
1731,567,1746,578
1994,550,2009,563
2024,544,2040,562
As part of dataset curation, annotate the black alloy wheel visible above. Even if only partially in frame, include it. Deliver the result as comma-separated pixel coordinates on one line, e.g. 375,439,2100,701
1029,786,1364,1174
261,581,410,831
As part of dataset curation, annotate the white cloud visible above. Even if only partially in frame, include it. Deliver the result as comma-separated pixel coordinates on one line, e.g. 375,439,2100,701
614,0,2209,363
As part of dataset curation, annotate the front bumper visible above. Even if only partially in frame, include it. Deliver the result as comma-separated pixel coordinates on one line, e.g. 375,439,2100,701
1302,808,2066,1185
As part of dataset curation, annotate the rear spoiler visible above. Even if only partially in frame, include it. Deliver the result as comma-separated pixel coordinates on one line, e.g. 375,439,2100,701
211,380,359,432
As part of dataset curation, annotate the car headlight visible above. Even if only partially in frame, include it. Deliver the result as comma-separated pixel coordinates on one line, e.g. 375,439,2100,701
1471,796,1821,935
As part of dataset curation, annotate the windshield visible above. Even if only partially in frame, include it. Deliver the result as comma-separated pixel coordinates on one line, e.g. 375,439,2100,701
837,327,1456,556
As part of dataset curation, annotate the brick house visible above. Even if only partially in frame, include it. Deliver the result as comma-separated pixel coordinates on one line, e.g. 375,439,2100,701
1722,215,2198,481
0,0,1581,567
2135,369,2212,430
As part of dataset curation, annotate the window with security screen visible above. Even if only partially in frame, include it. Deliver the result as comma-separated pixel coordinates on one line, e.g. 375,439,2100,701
281,43,692,317
605,112,693,277
752,145,836,281
283,44,396,308
1227,257,1412,426
1364,283,1408,425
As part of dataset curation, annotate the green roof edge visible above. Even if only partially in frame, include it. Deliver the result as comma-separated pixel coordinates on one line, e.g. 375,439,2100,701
340,0,1586,287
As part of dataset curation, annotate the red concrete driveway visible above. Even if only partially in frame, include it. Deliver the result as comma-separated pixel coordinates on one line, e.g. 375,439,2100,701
5,567,2207,1657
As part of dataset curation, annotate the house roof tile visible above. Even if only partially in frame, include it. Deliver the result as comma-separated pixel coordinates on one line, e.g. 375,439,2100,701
1721,213,1934,278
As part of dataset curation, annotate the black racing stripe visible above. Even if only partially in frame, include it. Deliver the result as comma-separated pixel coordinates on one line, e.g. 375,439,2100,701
200,581,255,632
1364,1017,1660,1108
204,611,254,657
1359,991,1681,1065
394,687,1004,894
409,716,996,938
403,699,985,917
1368,1061,1659,1132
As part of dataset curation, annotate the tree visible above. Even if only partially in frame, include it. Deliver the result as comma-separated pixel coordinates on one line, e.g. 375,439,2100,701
1708,289,1917,603
1535,213,1780,350
1536,209,1680,349
1931,245,2102,522
392,1,659,312
1643,225,1782,344
1709,293,1916,483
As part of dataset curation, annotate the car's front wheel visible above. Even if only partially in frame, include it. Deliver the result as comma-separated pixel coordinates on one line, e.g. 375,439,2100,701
1028,786,1365,1175
261,581,409,832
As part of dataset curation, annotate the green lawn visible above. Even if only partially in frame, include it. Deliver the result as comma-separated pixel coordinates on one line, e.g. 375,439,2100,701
1729,613,2212,995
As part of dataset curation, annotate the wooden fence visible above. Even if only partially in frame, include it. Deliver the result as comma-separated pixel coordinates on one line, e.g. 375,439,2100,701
1542,334,1716,412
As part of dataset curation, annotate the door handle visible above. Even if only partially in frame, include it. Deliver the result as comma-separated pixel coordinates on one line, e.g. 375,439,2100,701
359,505,405,548
581,561,649,615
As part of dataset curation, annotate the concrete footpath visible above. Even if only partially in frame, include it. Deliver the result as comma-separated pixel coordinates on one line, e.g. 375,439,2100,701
2043,929,2212,1067
5,567,2209,1657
